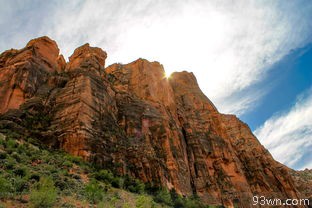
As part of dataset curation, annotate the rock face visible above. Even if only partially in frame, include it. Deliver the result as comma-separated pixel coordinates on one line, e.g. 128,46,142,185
0,37,308,207
289,169,312,201
0,36,65,114
50,43,116,159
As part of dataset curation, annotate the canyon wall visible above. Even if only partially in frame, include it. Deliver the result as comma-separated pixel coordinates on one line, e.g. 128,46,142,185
0,37,308,207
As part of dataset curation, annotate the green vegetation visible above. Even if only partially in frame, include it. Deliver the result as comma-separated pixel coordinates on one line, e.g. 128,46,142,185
0,131,211,207
29,177,57,208
84,179,106,204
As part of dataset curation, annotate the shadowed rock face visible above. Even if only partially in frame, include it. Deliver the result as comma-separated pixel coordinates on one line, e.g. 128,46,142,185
0,37,309,207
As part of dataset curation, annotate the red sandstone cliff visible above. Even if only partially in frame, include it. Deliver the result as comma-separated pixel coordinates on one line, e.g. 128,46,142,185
0,37,310,207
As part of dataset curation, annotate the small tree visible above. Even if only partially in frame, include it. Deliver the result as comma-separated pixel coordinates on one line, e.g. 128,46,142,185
84,179,105,204
29,177,57,208
154,188,173,206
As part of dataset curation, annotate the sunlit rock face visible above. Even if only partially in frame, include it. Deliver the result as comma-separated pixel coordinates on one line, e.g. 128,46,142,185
0,36,65,114
66,43,107,75
0,36,307,207
50,43,116,159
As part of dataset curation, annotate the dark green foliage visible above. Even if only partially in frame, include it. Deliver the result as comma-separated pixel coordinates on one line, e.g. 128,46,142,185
11,152,21,162
124,175,145,194
182,196,206,208
13,167,27,177
0,176,12,199
145,182,161,195
29,173,40,182
154,188,173,206
5,132,20,140
111,176,124,188
176,195,210,208
133,179,145,194
62,160,73,168
3,157,15,170
153,188,210,208
94,169,114,183
0,152,6,159
11,176,29,194
23,112,52,131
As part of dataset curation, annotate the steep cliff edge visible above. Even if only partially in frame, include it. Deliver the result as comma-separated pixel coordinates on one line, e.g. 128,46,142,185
0,37,309,207
0,36,65,114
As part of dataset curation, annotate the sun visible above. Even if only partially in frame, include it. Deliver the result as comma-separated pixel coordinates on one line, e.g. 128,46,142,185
164,71,172,79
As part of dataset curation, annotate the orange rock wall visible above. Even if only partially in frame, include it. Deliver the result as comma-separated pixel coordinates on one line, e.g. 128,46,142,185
0,37,306,207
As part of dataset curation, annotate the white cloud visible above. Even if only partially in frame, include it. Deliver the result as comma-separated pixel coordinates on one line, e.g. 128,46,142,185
1,0,312,115
254,89,312,170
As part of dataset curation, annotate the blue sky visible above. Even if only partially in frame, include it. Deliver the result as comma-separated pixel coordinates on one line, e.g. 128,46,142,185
242,44,312,130
0,0,311,170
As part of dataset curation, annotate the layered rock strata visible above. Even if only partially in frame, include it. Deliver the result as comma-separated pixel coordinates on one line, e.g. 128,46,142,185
0,37,308,207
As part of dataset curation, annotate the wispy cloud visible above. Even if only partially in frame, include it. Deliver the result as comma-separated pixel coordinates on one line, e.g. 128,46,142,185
254,89,312,170
0,0,311,170
1,0,312,115
44,0,312,115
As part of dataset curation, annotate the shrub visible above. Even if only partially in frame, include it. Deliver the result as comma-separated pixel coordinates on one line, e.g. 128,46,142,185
11,152,21,162
4,158,15,170
94,169,114,183
136,195,153,208
6,138,18,149
26,137,40,146
154,188,173,206
145,183,160,195
111,177,124,188
133,179,145,194
173,197,185,208
183,198,201,208
170,189,185,208
180,195,209,208
64,155,82,165
29,177,57,208
13,167,27,177
54,177,68,191
29,173,40,182
62,161,73,168
71,174,81,180
0,152,6,159
11,176,29,194
124,176,145,194
17,143,27,154
5,132,20,140
83,179,105,204
53,174,82,194
0,176,12,199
